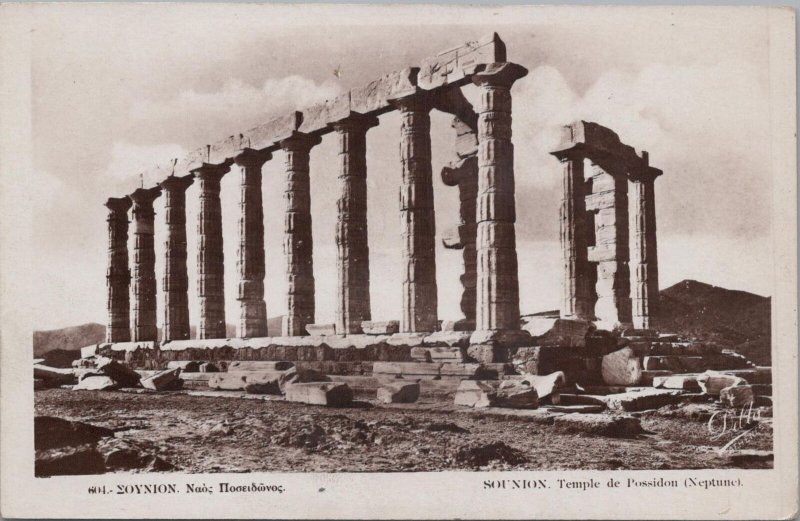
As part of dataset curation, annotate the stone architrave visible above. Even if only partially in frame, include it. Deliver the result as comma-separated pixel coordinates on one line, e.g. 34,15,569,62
550,145,593,320
588,161,632,327
234,148,271,338
471,62,528,331
280,132,321,336
129,186,162,342
629,154,662,330
159,174,194,342
330,113,379,335
104,196,133,343
193,161,231,339
390,92,438,333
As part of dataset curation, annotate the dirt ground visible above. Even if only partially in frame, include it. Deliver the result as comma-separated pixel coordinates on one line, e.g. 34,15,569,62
34,389,773,474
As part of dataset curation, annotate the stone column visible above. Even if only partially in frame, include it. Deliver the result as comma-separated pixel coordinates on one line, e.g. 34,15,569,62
392,93,438,333
159,174,193,342
629,160,661,329
590,162,632,327
441,155,478,328
471,62,528,332
193,162,231,339
234,149,271,338
556,150,593,320
331,114,378,334
129,186,162,342
105,196,132,343
279,133,320,337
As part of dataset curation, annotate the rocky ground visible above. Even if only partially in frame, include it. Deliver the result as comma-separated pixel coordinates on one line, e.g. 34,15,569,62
34,388,773,475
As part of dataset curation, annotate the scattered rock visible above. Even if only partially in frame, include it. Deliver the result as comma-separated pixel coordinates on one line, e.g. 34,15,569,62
518,371,565,404
720,385,755,408
284,382,354,407
454,380,538,409
377,381,420,403
361,320,399,335
426,422,469,434
34,416,114,450
547,404,605,414
167,361,201,372
96,358,141,388
208,372,249,391
653,374,701,391
453,442,527,468
601,347,643,386
553,413,644,438
35,444,107,477
73,376,119,391
598,388,685,412
244,374,283,395
141,368,182,391
697,371,747,396
207,422,234,436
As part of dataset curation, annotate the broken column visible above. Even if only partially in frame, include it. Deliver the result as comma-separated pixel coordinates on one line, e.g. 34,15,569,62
471,62,528,332
629,153,662,329
391,92,438,333
550,138,593,320
441,117,479,329
331,113,378,334
280,133,321,336
589,161,632,327
234,148,271,338
159,174,194,342
104,196,132,343
129,186,162,342
193,161,231,339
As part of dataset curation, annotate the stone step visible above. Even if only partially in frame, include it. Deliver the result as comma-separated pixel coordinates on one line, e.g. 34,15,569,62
592,388,686,412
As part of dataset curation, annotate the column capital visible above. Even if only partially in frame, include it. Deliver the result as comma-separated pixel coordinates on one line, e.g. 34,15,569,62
388,90,434,112
158,173,194,192
105,196,132,214
279,131,321,152
329,112,379,132
441,155,478,186
129,186,162,205
471,62,528,88
234,147,272,168
191,160,232,181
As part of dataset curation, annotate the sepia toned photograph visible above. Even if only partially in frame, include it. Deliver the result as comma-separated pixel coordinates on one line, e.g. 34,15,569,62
1,3,796,519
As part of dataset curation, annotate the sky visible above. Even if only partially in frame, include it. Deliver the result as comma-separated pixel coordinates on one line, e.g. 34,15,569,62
21,4,775,332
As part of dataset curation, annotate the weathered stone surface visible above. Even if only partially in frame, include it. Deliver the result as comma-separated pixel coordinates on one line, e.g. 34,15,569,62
34,365,78,386
439,363,482,377
104,197,133,343
598,388,685,412
547,404,605,414
96,358,141,388
517,371,566,403
653,374,701,391
208,373,249,391
372,361,442,377
720,385,755,408
284,382,353,407
697,371,747,396
422,331,472,348
410,346,466,362
628,165,661,330
244,374,283,395
228,361,295,372
440,319,475,332
469,329,533,347
418,32,506,89
361,321,399,335
280,367,332,387
199,363,219,373
601,347,642,385
553,413,643,438
639,370,673,385
306,323,336,336
376,381,420,403
454,380,538,409
246,111,303,151
159,174,193,342
141,368,181,391
167,361,201,372
555,394,607,408
74,376,119,391
35,416,115,451
129,186,162,342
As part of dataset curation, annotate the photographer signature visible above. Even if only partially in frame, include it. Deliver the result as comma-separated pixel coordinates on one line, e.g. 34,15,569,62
707,401,765,452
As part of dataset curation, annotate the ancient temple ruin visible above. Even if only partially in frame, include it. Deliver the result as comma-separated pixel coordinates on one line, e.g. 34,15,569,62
100,34,663,373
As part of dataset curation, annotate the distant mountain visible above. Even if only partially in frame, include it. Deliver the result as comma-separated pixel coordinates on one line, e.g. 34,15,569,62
33,323,105,357
658,280,771,365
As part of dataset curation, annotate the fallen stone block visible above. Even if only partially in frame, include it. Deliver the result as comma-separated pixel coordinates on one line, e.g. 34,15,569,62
546,404,605,414
720,385,755,408
74,376,119,391
697,370,747,395
284,382,353,407
361,320,399,335
141,368,182,391
469,329,533,347
553,413,643,438
167,361,201,372
653,374,701,391
439,363,481,377
34,365,77,385
306,323,336,336
280,367,332,387
199,362,219,373
639,370,673,385
454,380,538,409
598,388,686,412
601,347,643,386
722,367,772,385
372,361,442,377
522,317,594,347
244,374,283,395
553,394,607,408
422,331,472,349
517,371,566,404
621,328,658,338
228,361,295,372
376,381,420,403
96,358,140,388
208,372,249,391
642,356,701,372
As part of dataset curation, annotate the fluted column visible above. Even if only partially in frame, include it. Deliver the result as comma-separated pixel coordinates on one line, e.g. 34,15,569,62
159,174,193,341
331,114,378,334
105,197,132,343
392,93,438,333
591,162,632,327
234,149,271,338
471,62,528,331
280,133,320,337
193,162,231,339
629,160,661,329
554,150,593,320
129,186,162,342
